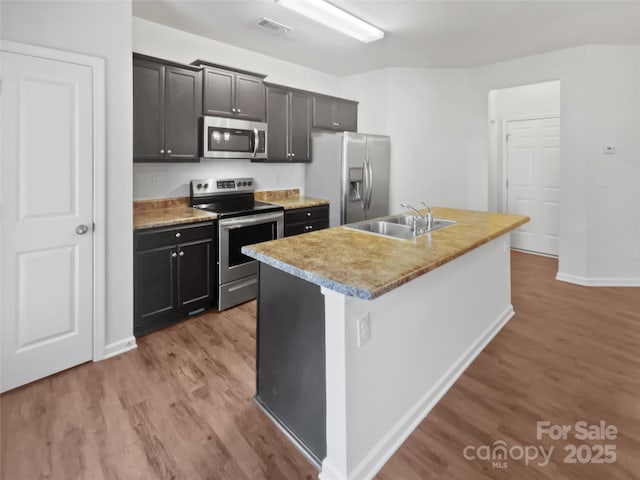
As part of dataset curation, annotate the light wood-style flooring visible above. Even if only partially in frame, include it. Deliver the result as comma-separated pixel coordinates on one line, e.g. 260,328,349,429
1,251,639,479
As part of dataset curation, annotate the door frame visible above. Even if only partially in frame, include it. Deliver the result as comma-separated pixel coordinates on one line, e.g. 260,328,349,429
1,40,107,360
501,113,560,213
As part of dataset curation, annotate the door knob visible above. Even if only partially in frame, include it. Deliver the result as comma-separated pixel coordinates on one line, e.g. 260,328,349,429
75,225,89,235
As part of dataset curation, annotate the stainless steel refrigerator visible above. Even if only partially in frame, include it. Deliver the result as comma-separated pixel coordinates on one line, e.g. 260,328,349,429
306,132,390,226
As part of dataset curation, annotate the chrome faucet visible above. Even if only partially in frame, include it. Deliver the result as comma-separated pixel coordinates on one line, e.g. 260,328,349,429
400,202,434,232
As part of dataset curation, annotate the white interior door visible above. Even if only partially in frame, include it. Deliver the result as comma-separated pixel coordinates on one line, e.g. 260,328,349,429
1,50,94,392
506,116,560,256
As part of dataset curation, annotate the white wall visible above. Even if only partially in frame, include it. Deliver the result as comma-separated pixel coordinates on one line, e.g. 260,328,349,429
1,1,134,349
132,17,345,200
488,81,560,211
343,67,471,213
470,46,640,283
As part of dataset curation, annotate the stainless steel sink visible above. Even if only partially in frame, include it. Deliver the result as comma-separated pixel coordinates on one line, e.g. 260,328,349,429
347,221,417,240
386,214,457,231
345,215,456,240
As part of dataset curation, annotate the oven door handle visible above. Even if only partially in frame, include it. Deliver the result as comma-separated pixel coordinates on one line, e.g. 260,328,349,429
252,128,259,158
220,212,283,229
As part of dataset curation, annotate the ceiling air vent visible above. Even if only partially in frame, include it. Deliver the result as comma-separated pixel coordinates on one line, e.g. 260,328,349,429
257,17,293,35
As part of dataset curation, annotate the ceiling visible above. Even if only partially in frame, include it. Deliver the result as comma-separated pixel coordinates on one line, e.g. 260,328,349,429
132,0,640,76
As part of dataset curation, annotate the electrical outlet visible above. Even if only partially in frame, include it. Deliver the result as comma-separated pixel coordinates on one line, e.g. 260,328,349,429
357,313,371,347
150,175,160,190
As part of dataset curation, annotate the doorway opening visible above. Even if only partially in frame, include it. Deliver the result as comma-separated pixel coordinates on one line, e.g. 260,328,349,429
488,81,561,257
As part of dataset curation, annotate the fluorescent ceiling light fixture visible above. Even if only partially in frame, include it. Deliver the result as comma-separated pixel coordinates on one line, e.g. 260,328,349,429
275,0,384,43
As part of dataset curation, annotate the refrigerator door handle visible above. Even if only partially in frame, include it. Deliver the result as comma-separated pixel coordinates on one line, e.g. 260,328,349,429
365,159,374,210
361,159,368,211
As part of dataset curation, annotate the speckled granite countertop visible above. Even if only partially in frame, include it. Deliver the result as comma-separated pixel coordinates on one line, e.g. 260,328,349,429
254,189,329,210
242,207,529,300
133,197,216,230
133,189,329,230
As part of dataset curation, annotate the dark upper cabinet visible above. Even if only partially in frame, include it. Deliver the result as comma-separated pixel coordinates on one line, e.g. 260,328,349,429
265,87,289,161
312,96,358,132
134,221,215,336
164,66,203,161
202,68,235,118
289,92,312,161
133,59,165,162
133,54,202,163
333,100,358,132
235,74,266,121
198,63,266,121
264,85,311,163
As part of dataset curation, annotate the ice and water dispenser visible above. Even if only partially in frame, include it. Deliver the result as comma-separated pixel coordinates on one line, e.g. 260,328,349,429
349,167,363,202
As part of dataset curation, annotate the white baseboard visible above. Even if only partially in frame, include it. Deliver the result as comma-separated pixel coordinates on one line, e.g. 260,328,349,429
102,336,137,360
320,305,515,480
556,272,640,287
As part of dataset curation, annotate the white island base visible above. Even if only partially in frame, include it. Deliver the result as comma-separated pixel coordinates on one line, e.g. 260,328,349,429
319,234,514,480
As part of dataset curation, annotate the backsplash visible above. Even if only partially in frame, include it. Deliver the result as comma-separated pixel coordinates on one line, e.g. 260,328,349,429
133,160,305,200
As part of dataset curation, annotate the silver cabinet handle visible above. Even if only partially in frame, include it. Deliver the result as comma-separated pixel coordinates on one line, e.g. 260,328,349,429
232,108,237,113
167,149,172,154
179,251,184,257
306,212,312,217
160,149,165,154
291,152,295,157
75,224,89,235
171,252,177,258
237,108,242,113
175,232,181,238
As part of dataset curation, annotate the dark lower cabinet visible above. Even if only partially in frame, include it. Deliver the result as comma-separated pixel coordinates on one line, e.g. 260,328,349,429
284,204,330,237
134,221,215,336
256,263,326,466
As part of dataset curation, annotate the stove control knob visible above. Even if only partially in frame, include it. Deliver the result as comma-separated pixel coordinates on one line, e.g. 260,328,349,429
197,183,203,189
204,183,209,189
248,181,253,186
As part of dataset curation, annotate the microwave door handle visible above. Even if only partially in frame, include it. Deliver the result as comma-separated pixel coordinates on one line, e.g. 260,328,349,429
252,128,259,158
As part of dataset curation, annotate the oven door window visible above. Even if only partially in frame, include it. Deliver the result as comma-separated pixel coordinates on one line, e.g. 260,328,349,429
228,222,276,267
208,127,252,153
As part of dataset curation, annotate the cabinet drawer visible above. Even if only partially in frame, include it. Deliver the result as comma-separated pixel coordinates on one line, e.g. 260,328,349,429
284,218,329,237
135,221,214,251
284,204,329,225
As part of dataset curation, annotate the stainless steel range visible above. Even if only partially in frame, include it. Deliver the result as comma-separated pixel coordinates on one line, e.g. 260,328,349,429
190,177,284,310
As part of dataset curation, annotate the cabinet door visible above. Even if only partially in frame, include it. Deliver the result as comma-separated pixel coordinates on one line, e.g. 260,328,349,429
178,240,212,310
334,101,358,132
133,59,165,161
165,67,202,162
235,74,265,121
312,96,335,130
289,92,311,162
203,67,235,117
134,245,177,335
266,87,289,162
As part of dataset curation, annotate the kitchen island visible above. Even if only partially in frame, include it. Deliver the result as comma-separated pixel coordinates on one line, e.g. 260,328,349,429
242,207,528,480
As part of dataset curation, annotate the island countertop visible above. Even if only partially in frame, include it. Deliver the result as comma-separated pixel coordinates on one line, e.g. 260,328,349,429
242,207,529,300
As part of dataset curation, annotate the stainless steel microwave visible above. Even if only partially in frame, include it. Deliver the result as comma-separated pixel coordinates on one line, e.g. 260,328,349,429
202,116,267,159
